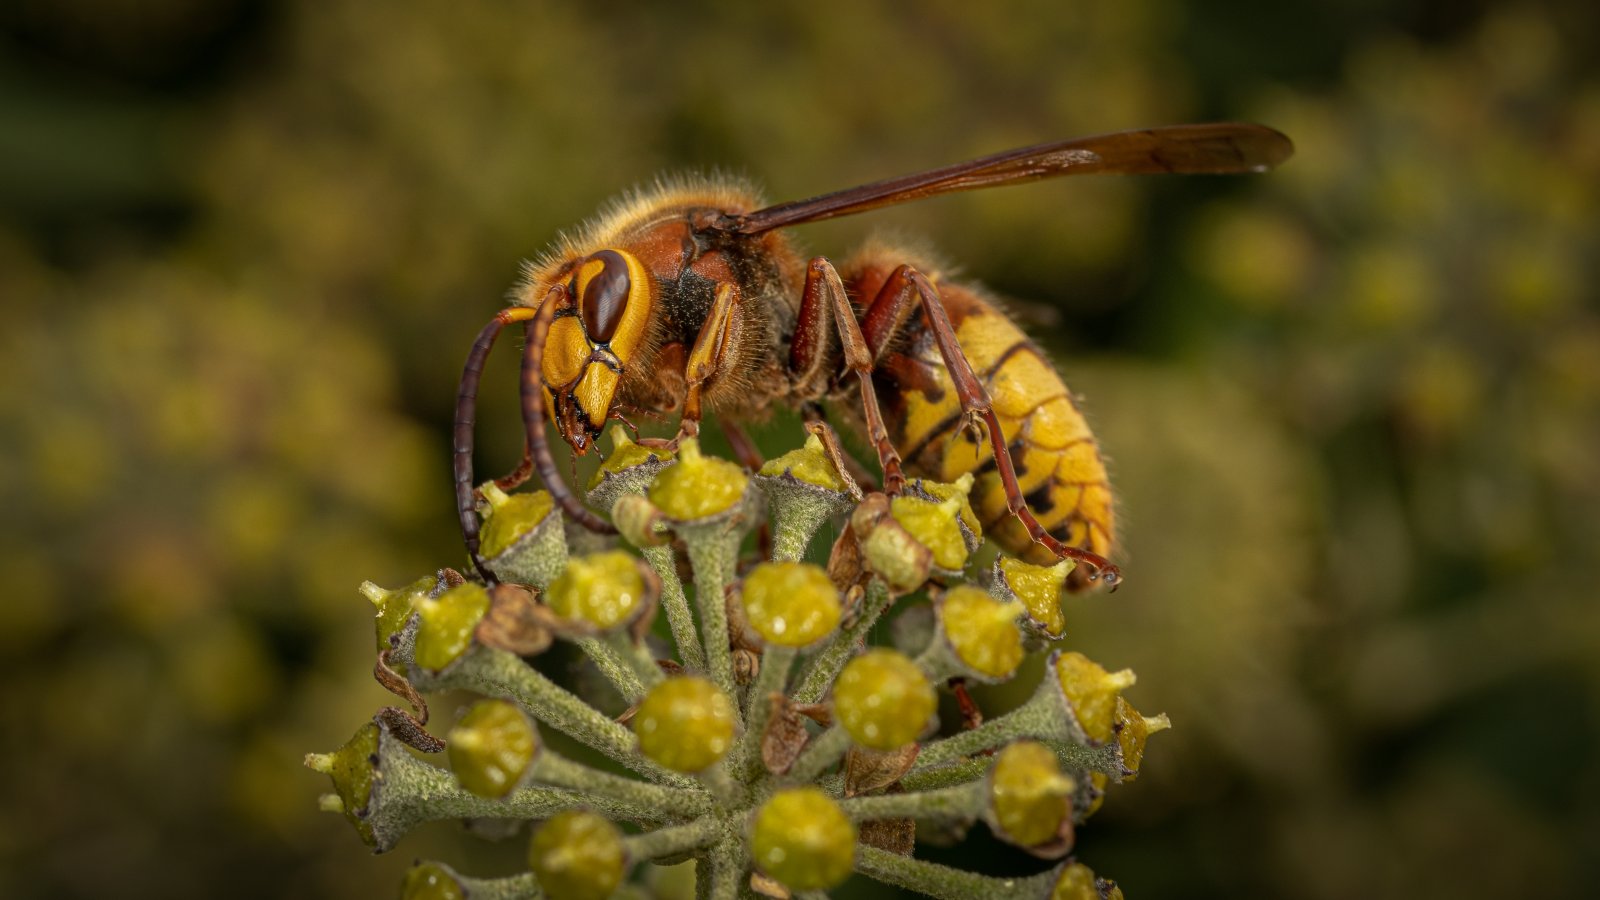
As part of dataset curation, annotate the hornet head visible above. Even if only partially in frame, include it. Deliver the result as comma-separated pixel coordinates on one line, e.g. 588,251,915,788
540,248,654,454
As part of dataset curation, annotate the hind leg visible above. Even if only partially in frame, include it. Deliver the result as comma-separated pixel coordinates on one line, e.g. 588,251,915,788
888,268,1120,588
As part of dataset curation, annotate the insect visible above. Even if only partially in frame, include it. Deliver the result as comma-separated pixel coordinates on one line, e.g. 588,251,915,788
454,123,1293,590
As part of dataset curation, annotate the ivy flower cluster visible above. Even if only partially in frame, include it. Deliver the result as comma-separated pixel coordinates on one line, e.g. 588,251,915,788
307,424,1166,899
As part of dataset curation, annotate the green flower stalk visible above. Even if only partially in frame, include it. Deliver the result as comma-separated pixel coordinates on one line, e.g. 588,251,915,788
754,426,861,561
309,430,1166,897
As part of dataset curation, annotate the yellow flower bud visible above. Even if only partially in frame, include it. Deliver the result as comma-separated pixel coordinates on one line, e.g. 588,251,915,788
1053,651,1137,743
751,787,856,890
741,561,842,647
834,649,936,750
941,585,1025,679
413,584,491,672
447,700,538,798
759,432,846,492
546,550,647,630
996,556,1074,638
1051,860,1123,900
401,863,465,900
477,484,555,560
527,810,624,900
889,493,969,572
647,436,747,520
990,741,1074,849
632,676,736,773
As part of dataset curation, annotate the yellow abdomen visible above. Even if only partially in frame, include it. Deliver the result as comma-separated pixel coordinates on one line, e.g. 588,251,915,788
851,264,1116,577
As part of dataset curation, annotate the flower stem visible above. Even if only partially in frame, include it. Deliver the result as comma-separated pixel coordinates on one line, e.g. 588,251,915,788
915,677,1061,770
623,815,723,862
683,526,740,699
696,760,745,807
731,644,794,779
420,646,697,789
908,681,1120,776
838,781,985,823
792,580,893,705
770,512,814,562
912,633,968,684
853,845,1056,900
643,544,706,673
782,724,852,786
703,836,744,900
533,751,710,818
577,635,647,701
369,727,658,851
446,871,541,899
898,756,990,793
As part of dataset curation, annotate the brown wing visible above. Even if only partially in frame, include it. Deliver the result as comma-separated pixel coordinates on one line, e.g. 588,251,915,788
720,123,1292,235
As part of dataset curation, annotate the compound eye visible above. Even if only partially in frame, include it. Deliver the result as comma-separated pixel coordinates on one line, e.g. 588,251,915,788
579,249,632,344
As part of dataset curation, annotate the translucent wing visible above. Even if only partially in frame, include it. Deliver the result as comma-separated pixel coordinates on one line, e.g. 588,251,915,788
719,122,1293,234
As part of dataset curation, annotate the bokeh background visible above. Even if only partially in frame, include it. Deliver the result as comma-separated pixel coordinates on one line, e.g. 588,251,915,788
2,1,1596,897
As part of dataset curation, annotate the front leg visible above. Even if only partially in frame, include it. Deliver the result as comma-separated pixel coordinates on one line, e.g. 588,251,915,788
674,282,740,446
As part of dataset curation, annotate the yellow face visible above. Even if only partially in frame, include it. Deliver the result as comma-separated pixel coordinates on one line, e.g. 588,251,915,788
542,249,654,452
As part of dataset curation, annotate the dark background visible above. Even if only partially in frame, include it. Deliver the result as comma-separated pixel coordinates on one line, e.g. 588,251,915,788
2,1,1596,897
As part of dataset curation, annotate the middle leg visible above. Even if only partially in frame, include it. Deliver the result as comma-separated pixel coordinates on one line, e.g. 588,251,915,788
797,257,908,494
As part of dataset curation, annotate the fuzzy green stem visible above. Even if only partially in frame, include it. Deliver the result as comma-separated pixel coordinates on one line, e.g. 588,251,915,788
756,467,854,564
770,512,815,562
643,544,705,673
622,816,724,862
908,684,1119,776
898,756,990,793
419,646,698,789
782,725,852,786
731,644,794,779
853,845,1056,900
618,630,667,690
910,690,1052,771
697,760,745,808
576,635,647,702
792,580,894,705
576,630,664,704
704,836,744,900
532,751,710,818
838,781,985,823
369,729,658,851
912,633,970,684
446,871,542,899
747,644,795,717
683,526,740,699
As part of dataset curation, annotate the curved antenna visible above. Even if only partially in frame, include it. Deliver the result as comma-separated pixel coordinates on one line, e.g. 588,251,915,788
521,292,619,536
720,123,1294,235
455,305,540,581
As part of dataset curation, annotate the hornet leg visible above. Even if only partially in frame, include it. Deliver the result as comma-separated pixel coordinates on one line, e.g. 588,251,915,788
898,268,1120,588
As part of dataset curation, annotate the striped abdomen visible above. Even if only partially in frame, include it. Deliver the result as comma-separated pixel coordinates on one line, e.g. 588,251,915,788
845,262,1115,582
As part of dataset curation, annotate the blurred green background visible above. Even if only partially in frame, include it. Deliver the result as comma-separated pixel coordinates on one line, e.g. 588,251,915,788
2,0,1596,897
